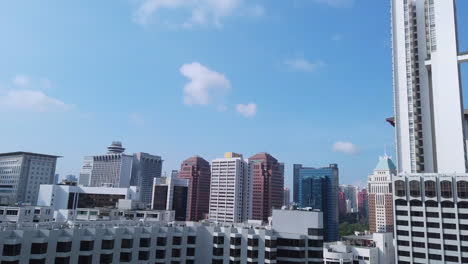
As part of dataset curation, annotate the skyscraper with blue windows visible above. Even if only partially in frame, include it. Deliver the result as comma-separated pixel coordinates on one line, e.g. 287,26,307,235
294,164,339,242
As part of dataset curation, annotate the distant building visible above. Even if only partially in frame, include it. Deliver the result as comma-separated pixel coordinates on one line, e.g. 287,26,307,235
171,170,179,178
151,177,189,221
368,155,396,233
79,142,163,206
0,206,53,224
249,153,284,222
37,184,139,212
358,188,368,219
0,152,60,205
131,152,163,206
340,184,359,213
64,174,78,182
178,156,211,221
54,174,60,184
209,152,250,223
323,232,395,264
295,163,339,242
79,142,133,188
283,187,290,207
338,190,347,219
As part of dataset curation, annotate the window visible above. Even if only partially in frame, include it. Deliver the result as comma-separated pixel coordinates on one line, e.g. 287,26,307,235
445,256,459,262
427,233,440,239
412,231,424,237
410,211,423,217
308,239,322,248
307,228,323,236
155,249,165,259
247,250,258,258
411,221,424,227
30,243,47,254
395,181,406,197
139,238,150,248
425,200,438,207
119,252,132,262
409,181,421,197
396,210,408,216
441,201,454,208
443,234,457,240
398,251,410,257
213,236,224,245
444,244,458,251
80,241,93,251
3,244,21,256
157,237,166,246
265,251,277,260
248,238,259,247
77,256,92,264
397,230,409,236
429,254,442,260
397,240,409,246
29,259,45,264
442,213,455,218
458,181,468,198
187,236,196,244
101,240,114,250
172,236,182,245
397,220,408,226
230,248,241,257
213,248,223,257
172,248,181,258
428,243,441,249
121,239,133,249
426,212,439,218
54,257,70,264
138,251,149,261
186,247,195,257
395,199,407,206
56,242,71,253
443,223,456,229
230,237,241,246
440,181,452,198
427,222,439,228
410,200,422,206
425,181,436,197
459,201,468,208
99,254,113,264
413,252,425,259
412,241,425,248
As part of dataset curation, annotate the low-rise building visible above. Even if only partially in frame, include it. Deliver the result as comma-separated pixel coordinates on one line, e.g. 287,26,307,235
0,209,323,264
323,232,394,264
0,206,53,224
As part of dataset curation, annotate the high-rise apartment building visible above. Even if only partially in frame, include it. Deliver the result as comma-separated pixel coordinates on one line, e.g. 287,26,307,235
368,155,396,233
178,156,211,221
295,164,339,242
152,177,189,221
283,187,291,207
391,0,467,174
391,0,468,263
209,152,250,223
131,152,163,205
80,142,133,188
338,190,347,220
0,152,59,205
340,185,359,214
249,153,284,223
79,142,163,205
357,188,368,219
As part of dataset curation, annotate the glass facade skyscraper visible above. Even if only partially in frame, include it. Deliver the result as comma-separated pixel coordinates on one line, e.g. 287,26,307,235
294,164,339,242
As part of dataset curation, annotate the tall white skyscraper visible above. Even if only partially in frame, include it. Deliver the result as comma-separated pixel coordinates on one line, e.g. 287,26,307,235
368,155,396,233
391,1,468,263
209,152,250,223
392,0,467,174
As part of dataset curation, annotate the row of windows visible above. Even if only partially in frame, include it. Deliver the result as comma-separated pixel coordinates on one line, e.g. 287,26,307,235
395,199,468,208
3,236,197,256
395,180,468,198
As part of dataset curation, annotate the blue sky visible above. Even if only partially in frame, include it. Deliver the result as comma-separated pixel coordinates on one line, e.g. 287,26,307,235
0,0,467,189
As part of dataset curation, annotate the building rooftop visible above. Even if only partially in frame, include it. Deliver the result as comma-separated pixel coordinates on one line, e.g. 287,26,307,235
0,152,61,158
375,155,396,171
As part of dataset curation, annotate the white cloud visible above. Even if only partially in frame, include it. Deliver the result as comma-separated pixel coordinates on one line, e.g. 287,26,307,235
313,0,354,8
129,113,146,126
133,0,261,27
12,75,30,87
0,90,69,112
236,103,257,118
180,62,231,106
284,58,324,73
332,141,359,155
